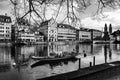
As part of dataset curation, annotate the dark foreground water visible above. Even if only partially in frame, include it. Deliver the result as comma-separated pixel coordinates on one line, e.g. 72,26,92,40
0,43,120,80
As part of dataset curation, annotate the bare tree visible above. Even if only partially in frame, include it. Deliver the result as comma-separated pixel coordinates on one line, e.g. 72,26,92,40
9,0,120,26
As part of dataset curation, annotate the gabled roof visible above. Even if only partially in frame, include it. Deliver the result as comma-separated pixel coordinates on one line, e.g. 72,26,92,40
0,15,12,23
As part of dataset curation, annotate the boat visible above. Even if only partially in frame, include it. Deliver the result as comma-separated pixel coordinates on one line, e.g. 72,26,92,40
31,56,77,68
31,56,49,60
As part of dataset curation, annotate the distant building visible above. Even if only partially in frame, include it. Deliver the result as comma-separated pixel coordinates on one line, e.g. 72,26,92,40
57,24,77,41
39,18,58,42
0,14,12,42
111,30,120,41
89,29,103,40
78,28,91,41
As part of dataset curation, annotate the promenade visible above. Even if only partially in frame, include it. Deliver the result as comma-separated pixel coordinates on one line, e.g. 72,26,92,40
37,61,120,80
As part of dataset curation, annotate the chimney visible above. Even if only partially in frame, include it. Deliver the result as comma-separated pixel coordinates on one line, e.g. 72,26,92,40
5,13,7,16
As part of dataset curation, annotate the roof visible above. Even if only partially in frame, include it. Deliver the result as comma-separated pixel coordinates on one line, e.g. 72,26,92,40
0,15,12,23
79,27,90,31
112,30,120,36
57,24,76,30
40,19,51,27
17,18,30,26
89,29,102,32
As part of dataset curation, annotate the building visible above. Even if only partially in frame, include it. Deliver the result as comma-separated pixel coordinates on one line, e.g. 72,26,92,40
89,29,103,40
17,31,36,43
35,32,44,42
16,18,29,30
78,28,91,41
12,18,30,43
111,30,120,42
39,18,58,42
57,24,77,41
0,14,12,42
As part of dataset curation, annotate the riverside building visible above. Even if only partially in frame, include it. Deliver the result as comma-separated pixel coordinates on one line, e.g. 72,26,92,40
57,24,77,41
39,18,58,42
78,28,91,41
89,29,103,40
0,14,12,42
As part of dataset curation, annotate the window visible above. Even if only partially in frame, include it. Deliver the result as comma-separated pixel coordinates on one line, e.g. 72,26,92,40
82,35,88,37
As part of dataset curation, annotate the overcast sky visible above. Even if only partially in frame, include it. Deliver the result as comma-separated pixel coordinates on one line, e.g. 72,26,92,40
1,0,120,31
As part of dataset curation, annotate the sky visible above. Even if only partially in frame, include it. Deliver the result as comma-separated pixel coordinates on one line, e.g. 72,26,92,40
1,0,120,31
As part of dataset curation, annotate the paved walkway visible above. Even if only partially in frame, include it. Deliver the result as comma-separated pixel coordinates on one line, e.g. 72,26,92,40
37,61,120,80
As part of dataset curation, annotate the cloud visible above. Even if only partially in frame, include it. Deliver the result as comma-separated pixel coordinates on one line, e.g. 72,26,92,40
81,9,120,30
0,0,11,10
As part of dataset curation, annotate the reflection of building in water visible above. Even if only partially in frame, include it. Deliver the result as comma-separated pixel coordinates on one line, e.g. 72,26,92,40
35,45,48,56
48,44,76,56
78,44,102,55
0,46,11,64
0,46,11,72
92,44,103,55
20,46,35,58
104,45,107,63
114,44,120,50
78,44,92,55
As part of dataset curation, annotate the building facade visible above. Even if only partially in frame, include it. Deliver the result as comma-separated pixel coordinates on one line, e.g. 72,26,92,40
57,24,76,41
78,28,91,41
89,29,103,40
0,15,12,42
111,30,120,41
39,18,57,42
17,32,36,43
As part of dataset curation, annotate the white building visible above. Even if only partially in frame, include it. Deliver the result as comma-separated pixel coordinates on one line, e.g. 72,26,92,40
39,18,58,42
0,14,12,42
89,29,103,40
78,28,91,41
57,24,76,41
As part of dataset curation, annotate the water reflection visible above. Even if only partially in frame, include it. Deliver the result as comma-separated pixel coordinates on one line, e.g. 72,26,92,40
104,45,107,63
109,48,112,60
1,44,120,80
0,46,11,72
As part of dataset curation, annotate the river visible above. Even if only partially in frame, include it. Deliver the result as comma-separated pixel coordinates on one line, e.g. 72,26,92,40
0,43,120,80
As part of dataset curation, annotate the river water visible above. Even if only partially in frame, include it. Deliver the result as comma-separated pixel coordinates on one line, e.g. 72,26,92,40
0,43,120,80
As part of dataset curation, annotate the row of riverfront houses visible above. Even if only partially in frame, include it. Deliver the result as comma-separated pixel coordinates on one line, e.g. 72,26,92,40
39,18,102,42
0,14,102,43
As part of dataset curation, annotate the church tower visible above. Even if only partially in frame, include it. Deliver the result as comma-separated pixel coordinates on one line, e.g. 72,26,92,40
109,24,112,34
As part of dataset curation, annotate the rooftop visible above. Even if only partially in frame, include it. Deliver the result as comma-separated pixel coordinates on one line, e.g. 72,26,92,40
112,30,120,36
0,15,12,23
57,24,76,30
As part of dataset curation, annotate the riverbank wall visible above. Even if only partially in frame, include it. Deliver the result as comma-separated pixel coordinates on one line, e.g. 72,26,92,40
37,61,120,80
